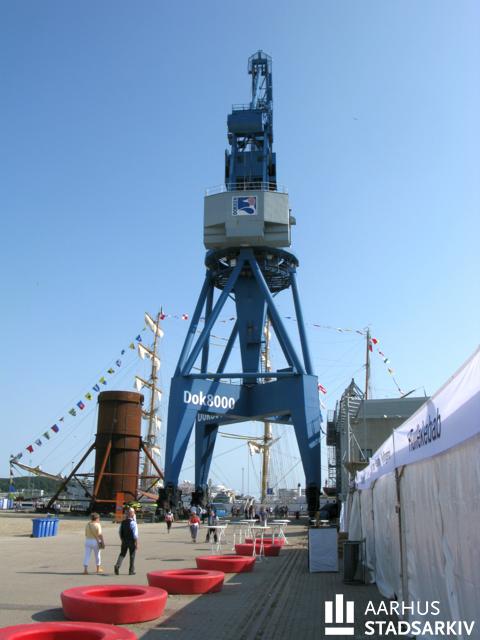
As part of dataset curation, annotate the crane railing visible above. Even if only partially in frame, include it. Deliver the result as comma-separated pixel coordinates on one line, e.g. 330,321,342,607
205,182,288,196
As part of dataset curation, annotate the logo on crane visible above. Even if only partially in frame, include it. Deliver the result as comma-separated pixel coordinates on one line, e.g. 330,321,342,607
232,196,257,216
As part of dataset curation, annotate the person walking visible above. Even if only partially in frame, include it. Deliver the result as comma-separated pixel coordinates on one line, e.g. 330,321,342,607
114,507,138,575
259,506,268,526
205,507,219,543
188,511,200,543
165,509,174,533
83,512,105,575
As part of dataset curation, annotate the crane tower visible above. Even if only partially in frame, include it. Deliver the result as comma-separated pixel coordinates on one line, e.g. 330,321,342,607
162,51,322,516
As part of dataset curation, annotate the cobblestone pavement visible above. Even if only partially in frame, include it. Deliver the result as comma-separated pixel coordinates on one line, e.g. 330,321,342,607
0,514,395,639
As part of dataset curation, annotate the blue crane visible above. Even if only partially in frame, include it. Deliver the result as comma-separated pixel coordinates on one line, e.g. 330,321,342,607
161,51,323,517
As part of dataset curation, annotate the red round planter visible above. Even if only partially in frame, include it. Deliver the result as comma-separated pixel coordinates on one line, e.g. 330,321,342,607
245,537,285,546
235,543,281,557
0,621,137,640
61,585,167,624
195,554,256,573
147,569,224,594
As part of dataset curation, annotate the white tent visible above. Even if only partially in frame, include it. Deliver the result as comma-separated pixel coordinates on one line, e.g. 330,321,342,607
349,346,480,632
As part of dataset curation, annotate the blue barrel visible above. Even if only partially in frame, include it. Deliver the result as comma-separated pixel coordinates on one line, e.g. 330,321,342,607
32,519,47,538
51,518,59,536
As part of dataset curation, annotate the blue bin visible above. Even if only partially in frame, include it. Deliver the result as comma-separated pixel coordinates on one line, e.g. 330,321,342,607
32,517,59,537
32,519,47,538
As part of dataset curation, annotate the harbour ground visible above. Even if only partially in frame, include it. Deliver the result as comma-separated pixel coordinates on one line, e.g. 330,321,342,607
0,513,395,639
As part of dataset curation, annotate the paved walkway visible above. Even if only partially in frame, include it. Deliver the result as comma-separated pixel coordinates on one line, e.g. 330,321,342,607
0,514,394,638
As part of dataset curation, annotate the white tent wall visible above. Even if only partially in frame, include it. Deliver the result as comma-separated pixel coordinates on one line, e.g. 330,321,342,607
372,473,402,601
429,433,480,627
347,490,362,539
348,433,480,633
359,488,376,583
400,432,480,630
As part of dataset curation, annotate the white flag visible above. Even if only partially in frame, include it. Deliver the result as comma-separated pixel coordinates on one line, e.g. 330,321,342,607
145,312,164,338
248,441,262,455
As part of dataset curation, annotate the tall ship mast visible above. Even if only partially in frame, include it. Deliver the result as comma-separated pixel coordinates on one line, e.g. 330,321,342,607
135,311,164,491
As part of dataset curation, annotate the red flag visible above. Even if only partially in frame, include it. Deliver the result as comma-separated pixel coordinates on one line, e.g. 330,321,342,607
159,312,166,320
181,313,189,320
371,337,378,345
26,445,34,453
368,344,373,352
318,384,327,394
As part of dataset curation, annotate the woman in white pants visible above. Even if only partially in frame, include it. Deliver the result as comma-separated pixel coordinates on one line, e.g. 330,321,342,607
84,512,105,574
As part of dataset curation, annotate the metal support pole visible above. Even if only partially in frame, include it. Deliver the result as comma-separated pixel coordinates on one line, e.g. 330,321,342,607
181,257,246,375
290,270,314,375
176,274,212,375
201,284,214,373
247,252,305,374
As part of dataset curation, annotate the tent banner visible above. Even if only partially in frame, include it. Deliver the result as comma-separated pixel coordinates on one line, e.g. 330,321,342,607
356,346,480,490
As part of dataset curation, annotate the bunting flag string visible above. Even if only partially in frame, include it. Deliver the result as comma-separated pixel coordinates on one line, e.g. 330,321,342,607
368,337,404,395
10,329,147,462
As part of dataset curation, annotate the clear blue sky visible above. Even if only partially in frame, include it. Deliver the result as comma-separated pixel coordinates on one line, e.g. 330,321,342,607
1,1,479,495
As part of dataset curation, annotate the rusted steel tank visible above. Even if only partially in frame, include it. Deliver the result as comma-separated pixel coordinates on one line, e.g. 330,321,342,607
93,391,144,510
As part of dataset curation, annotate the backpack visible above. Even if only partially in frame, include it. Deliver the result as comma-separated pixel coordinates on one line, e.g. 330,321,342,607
120,518,135,542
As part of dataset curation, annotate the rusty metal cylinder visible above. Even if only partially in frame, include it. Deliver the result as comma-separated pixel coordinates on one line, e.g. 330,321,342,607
93,391,144,509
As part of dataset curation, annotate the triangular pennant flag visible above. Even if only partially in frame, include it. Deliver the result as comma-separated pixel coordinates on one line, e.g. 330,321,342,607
26,445,34,453
59,417,65,422
85,393,93,401
69,408,77,417
383,358,390,364
107,368,115,374
387,368,394,375
135,334,142,342
43,431,51,440
129,343,135,350
99,377,107,385
35,439,42,447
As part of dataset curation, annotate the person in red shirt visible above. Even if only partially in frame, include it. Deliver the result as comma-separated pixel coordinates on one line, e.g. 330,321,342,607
188,512,200,543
